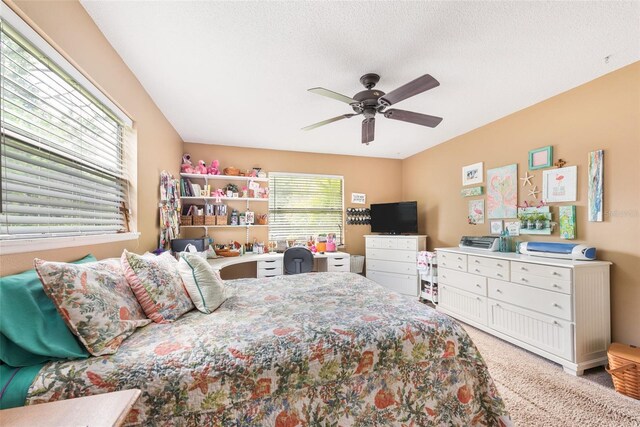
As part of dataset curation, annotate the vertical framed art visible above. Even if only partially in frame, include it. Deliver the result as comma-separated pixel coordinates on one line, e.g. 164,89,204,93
468,199,485,224
588,150,604,221
486,164,518,219
559,205,576,239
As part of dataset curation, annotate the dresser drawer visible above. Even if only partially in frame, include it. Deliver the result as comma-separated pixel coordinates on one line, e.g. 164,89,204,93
366,248,416,263
327,255,350,272
366,270,418,296
439,284,487,326
439,268,486,296
437,251,467,271
511,261,571,282
511,271,572,294
468,256,509,280
488,279,573,321
367,259,417,275
257,259,283,277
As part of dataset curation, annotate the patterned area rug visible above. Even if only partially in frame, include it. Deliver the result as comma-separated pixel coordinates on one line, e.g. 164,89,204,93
463,324,640,427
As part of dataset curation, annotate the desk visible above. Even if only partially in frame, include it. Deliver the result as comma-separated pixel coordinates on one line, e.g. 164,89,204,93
0,389,141,427
208,251,350,277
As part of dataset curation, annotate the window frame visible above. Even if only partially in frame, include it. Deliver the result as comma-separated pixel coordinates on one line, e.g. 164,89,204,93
0,6,138,254
268,172,345,245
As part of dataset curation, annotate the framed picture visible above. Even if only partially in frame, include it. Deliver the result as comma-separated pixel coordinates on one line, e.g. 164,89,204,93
490,220,503,235
461,186,483,197
528,146,553,170
468,199,484,224
588,150,604,222
486,164,518,219
462,162,483,186
504,221,521,236
351,192,366,204
542,166,577,202
518,206,552,235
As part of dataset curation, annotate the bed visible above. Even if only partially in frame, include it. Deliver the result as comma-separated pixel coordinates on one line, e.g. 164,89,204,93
25,272,511,426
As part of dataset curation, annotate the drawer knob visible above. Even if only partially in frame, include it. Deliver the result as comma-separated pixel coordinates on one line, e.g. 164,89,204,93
520,278,528,282
476,284,481,288
496,289,502,293
552,284,560,288
458,257,463,261
553,303,560,308
497,263,503,268
474,268,480,273
497,273,503,278
442,275,447,279
474,260,480,264
476,297,481,301
521,267,528,271
552,272,560,276
458,266,463,269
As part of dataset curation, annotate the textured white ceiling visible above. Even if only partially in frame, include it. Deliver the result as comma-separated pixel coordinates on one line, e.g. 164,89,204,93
81,1,640,159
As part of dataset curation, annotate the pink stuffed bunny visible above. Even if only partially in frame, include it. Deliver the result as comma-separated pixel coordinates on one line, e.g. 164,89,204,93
181,154,195,174
207,160,221,175
195,160,208,174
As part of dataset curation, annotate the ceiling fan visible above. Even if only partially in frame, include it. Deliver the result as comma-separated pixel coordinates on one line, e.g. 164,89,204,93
302,73,443,145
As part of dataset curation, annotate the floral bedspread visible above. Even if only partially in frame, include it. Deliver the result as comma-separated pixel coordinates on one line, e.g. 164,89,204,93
27,272,511,426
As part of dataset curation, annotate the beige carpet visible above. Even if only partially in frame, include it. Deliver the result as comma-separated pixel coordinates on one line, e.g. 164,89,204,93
463,324,640,427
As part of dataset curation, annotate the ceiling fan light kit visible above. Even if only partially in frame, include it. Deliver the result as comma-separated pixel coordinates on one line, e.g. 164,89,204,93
304,73,443,145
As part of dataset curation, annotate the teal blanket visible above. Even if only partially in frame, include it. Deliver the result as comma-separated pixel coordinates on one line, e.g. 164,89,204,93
0,364,44,409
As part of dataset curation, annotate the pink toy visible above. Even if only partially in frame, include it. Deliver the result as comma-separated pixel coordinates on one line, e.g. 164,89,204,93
211,188,225,203
181,154,195,174
207,160,221,175
195,160,208,174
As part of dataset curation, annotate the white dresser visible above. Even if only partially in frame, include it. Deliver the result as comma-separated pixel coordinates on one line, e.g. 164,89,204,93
436,247,611,376
365,235,427,296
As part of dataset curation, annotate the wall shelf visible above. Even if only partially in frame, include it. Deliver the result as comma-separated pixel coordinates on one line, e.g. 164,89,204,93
181,224,269,229
180,173,268,183
181,196,268,202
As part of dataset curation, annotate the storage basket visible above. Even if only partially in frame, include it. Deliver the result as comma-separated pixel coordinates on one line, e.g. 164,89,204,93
192,215,205,226
204,215,215,226
180,216,192,226
350,255,365,274
606,342,640,400
223,167,240,176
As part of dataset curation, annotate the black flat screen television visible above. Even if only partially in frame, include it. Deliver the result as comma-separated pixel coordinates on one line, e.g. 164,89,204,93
370,201,418,234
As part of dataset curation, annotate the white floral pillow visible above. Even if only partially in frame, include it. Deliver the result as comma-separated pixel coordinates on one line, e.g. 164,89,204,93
34,258,151,356
121,250,194,323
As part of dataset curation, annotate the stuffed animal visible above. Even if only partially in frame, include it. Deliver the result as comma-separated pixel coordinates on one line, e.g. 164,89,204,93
195,160,208,174
207,160,221,175
181,154,195,174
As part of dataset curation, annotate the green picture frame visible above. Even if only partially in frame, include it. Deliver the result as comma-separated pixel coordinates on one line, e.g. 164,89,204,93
528,146,553,170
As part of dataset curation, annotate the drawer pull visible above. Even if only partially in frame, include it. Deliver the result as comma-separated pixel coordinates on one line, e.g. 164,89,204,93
334,257,344,261
474,268,480,273
458,266,463,270
497,263,503,268
334,264,344,267
520,278,528,282
442,274,447,279
553,303,560,308
520,266,528,271
552,271,560,276
496,289,502,293
476,284,481,288
476,297,481,301
497,273,503,278
552,284,560,288
474,260,480,264
265,267,276,271
458,257,463,261
265,260,276,263
553,320,560,326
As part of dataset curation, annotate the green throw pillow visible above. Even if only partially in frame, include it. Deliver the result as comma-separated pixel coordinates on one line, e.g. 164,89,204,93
0,254,95,366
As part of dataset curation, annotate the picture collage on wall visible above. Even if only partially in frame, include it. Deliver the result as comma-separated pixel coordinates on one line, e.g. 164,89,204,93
460,146,604,240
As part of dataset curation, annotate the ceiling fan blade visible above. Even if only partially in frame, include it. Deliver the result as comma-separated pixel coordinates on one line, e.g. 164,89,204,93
378,74,440,106
302,114,357,131
362,118,375,145
384,109,443,128
308,87,357,104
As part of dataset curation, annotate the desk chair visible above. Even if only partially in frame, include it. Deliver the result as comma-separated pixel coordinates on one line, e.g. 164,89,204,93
283,247,313,274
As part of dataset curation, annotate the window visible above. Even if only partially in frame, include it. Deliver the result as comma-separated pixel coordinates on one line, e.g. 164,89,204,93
0,15,133,244
269,173,344,243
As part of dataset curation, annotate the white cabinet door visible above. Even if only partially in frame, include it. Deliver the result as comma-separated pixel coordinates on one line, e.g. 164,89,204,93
488,299,574,361
439,284,487,326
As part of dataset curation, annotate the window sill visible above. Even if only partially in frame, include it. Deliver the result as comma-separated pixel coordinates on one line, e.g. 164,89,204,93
0,232,140,255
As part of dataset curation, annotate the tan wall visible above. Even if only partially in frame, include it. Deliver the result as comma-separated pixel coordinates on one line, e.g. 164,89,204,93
0,0,183,275
182,143,403,259
402,62,640,344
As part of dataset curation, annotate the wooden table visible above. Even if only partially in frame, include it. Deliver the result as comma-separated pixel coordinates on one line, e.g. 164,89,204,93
0,389,141,427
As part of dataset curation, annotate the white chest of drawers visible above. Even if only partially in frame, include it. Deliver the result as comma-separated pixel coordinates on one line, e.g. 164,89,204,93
365,235,427,296
436,247,611,376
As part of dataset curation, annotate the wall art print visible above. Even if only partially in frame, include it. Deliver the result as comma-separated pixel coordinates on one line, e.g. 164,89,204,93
486,164,518,219
462,162,483,186
559,205,576,239
468,199,485,224
588,150,604,222
461,186,483,197
542,166,577,203
518,206,552,235
528,146,553,170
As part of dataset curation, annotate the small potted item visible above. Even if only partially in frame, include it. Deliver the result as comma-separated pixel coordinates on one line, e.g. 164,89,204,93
242,186,249,198
535,214,546,230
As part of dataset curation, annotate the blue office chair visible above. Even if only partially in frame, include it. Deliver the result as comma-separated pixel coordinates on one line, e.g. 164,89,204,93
283,247,313,274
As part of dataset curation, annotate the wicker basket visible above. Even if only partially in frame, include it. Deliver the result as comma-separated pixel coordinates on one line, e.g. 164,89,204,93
192,215,205,226
204,215,215,226
606,342,640,400
180,216,192,226
223,167,240,176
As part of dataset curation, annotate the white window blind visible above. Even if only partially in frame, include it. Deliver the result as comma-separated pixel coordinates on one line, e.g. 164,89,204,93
269,173,344,242
0,19,130,239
